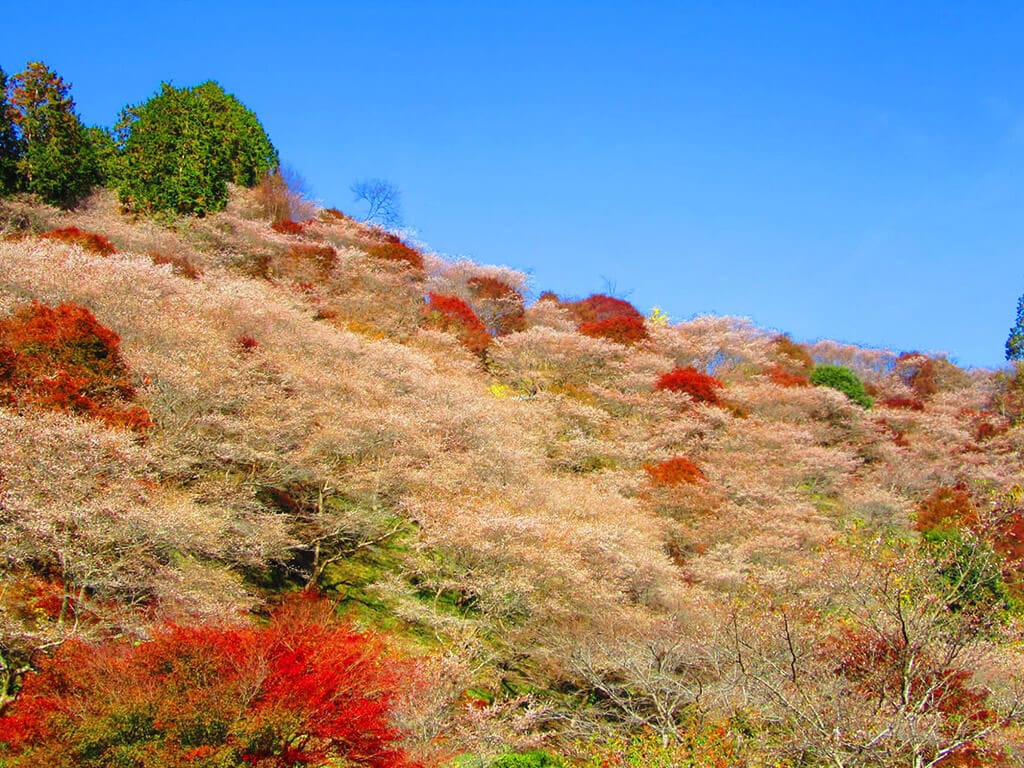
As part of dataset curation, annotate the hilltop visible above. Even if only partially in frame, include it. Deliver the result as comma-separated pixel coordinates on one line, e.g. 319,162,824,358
0,184,1022,766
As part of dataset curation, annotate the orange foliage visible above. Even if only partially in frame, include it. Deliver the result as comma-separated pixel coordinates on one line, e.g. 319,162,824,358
424,293,491,355
271,218,305,235
644,456,705,486
655,366,724,405
764,364,809,387
39,227,116,256
0,302,151,432
364,230,424,271
0,595,422,767
772,334,814,374
578,314,648,344
915,484,979,533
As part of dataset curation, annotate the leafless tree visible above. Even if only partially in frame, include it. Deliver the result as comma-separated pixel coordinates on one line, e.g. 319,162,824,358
351,178,403,228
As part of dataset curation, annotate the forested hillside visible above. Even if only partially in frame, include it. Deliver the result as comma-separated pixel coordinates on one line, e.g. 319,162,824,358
0,62,1023,767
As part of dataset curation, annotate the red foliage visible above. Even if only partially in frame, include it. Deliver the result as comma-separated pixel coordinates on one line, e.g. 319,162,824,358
0,302,151,432
644,457,705,486
237,335,259,353
38,227,116,256
881,396,925,411
820,627,998,763
764,364,809,387
915,484,979,533
563,294,649,344
424,292,491,355
0,595,422,767
271,218,304,235
655,366,724,405
363,231,424,271
467,276,526,336
578,314,648,344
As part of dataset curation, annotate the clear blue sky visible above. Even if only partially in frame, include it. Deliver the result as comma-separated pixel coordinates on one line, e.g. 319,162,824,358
6,1,1023,368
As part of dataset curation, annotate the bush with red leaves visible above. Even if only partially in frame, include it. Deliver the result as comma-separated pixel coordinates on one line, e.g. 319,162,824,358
364,231,424,271
915,484,979,534
644,457,705,486
881,396,925,411
467,276,526,336
150,251,202,279
655,366,724,405
424,293,490,355
0,595,422,768
0,302,151,431
38,227,116,256
562,293,649,344
271,218,305,235
764,364,810,387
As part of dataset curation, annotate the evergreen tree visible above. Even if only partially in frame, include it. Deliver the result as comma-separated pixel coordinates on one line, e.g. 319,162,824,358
1007,292,1024,362
116,81,277,216
8,62,98,208
0,67,24,194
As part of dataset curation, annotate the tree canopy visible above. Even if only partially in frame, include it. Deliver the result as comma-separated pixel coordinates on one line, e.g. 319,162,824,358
115,81,278,216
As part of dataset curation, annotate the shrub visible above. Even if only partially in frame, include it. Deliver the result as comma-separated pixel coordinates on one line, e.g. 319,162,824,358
492,751,565,768
578,314,648,344
271,218,304,235
116,81,278,216
809,364,872,407
39,226,116,256
277,243,337,281
237,335,259,353
915,484,978,534
564,293,649,344
424,293,490,355
0,301,151,431
0,595,421,768
149,251,202,279
655,366,724,405
644,457,705,486
363,230,424,271
881,396,925,411
772,334,814,374
467,275,526,336
764,363,809,387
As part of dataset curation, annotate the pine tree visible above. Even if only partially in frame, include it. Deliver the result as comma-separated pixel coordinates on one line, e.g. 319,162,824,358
0,67,23,193
8,62,98,208
1007,292,1024,362
116,81,277,216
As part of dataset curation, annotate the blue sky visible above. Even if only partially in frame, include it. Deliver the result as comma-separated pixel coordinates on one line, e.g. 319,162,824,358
6,1,1023,367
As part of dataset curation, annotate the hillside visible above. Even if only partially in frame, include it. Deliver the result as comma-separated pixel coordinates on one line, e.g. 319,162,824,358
0,186,1023,767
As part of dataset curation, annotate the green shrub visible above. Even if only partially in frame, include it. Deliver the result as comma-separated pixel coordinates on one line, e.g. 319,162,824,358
809,364,873,407
491,751,565,768
115,81,277,216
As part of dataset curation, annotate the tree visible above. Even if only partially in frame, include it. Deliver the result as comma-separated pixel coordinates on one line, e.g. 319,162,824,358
1006,292,1024,362
116,81,278,216
0,67,22,194
351,178,403,228
7,62,98,208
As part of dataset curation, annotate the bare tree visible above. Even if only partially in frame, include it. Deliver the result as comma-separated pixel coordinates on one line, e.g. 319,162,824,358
351,178,403,228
